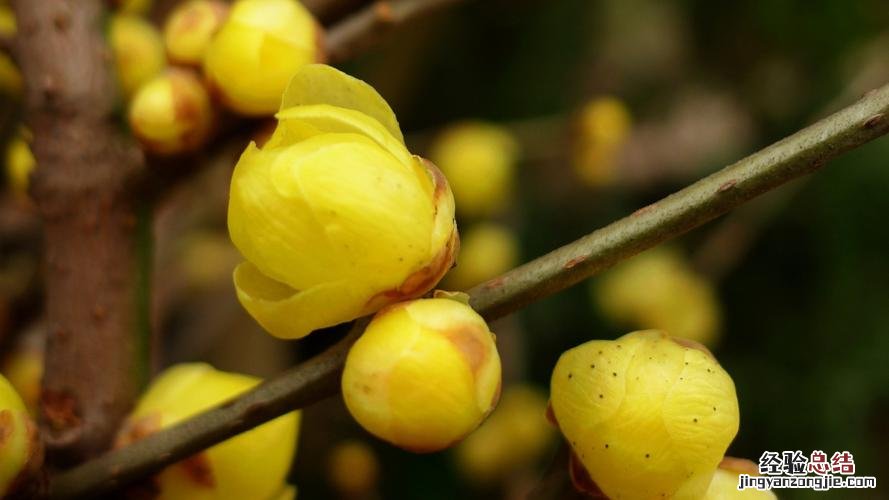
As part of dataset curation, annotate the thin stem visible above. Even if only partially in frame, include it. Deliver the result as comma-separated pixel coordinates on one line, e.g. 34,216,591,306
325,0,465,62
49,83,889,498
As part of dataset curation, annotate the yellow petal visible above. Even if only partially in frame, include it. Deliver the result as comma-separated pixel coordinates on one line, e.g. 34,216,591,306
124,363,299,500
270,104,412,165
233,261,369,339
280,64,403,143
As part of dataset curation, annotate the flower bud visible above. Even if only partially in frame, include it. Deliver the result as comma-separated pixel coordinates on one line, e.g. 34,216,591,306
593,246,721,346
327,440,379,496
704,458,777,499
342,297,501,452
444,223,519,291
116,363,299,499
456,385,555,485
0,6,19,96
5,130,35,198
429,121,519,218
128,69,214,155
203,0,323,116
549,330,740,500
228,64,458,339
163,0,230,65
109,14,166,98
0,374,41,497
572,97,631,187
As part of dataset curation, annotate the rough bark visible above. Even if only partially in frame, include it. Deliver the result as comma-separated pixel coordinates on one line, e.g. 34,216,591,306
12,0,148,464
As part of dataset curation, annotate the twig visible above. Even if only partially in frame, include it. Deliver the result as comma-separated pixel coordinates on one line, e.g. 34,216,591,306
12,0,149,464
48,83,889,498
325,0,465,62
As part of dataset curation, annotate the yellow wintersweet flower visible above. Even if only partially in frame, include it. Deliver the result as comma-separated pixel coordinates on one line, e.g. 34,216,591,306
128,69,214,155
342,297,501,452
0,6,20,97
109,14,166,98
456,385,555,485
704,458,777,500
116,363,300,500
0,374,41,497
429,121,519,218
203,0,322,116
572,96,631,187
5,130,35,197
444,222,519,291
164,0,230,65
550,330,740,500
593,246,722,347
228,64,458,339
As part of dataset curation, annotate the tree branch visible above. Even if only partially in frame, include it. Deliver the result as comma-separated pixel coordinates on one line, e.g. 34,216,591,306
325,0,464,62
12,0,149,464
48,83,889,498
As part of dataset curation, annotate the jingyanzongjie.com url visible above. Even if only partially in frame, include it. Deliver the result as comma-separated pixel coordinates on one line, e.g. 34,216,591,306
738,474,877,491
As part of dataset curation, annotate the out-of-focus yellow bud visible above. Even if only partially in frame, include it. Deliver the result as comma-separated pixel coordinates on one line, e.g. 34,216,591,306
593,246,722,347
0,327,43,416
117,363,299,500
109,14,166,99
5,131,35,197
456,385,555,485
128,69,214,155
228,64,458,339
203,0,322,116
550,330,740,500
164,0,230,65
0,5,16,41
0,374,41,497
342,297,501,452
0,53,21,96
572,97,631,187
704,458,777,500
429,122,519,218
444,223,519,291
327,440,379,496
178,230,242,290
113,0,153,15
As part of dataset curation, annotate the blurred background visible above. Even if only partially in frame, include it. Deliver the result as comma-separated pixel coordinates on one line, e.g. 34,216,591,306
1,0,888,498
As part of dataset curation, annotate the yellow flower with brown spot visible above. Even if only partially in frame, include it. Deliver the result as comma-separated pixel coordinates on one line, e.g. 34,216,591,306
109,14,166,99
116,363,299,500
549,330,740,500
0,374,41,497
228,64,458,339
128,69,214,155
429,121,519,218
342,297,501,452
164,0,230,65
203,0,323,116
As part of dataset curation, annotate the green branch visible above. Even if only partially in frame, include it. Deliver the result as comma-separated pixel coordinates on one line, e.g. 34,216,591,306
49,83,889,499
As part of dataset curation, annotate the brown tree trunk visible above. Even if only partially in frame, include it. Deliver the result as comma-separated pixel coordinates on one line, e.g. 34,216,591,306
12,0,149,464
